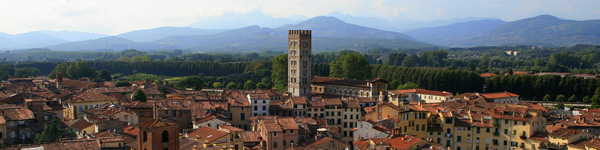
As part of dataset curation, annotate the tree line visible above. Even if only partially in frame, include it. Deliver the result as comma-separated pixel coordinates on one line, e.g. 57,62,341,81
485,74,600,100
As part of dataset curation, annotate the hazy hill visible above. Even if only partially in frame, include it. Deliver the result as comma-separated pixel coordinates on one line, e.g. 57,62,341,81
116,26,224,42
278,16,416,40
45,36,176,51
404,19,506,46
459,15,600,47
151,16,434,52
37,30,109,42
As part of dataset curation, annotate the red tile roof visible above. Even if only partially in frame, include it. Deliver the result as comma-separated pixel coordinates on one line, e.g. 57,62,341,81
1,107,35,120
549,128,586,139
70,119,95,130
188,126,229,143
311,76,371,88
137,119,178,128
480,91,519,99
480,73,497,77
219,125,244,132
68,91,118,103
389,89,452,96
242,131,262,142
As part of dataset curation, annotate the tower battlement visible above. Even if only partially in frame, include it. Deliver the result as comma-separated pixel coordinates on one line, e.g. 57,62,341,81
289,30,311,35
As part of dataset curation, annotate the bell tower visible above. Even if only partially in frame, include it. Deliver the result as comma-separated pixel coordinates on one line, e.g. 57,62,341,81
288,30,312,98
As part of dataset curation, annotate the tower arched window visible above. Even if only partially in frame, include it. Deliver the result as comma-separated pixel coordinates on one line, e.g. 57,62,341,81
143,131,147,142
162,131,169,143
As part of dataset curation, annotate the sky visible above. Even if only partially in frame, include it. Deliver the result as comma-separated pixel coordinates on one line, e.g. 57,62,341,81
0,0,598,35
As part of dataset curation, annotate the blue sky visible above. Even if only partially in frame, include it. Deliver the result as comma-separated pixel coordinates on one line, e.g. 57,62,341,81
1,0,598,35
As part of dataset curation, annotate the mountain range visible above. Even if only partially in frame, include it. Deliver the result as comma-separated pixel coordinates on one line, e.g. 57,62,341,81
1,14,599,52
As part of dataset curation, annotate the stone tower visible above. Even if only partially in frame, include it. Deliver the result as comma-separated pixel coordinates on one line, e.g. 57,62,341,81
288,30,312,98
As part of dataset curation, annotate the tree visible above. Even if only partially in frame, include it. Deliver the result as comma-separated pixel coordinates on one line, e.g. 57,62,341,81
329,53,371,80
397,82,420,90
568,95,577,102
271,54,288,92
556,101,565,109
97,69,112,81
556,95,566,102
132,89,147,102
176,76,203,90
115,81,131,87
212,82,222,88
34,119,76,144
543,94,552,101
226,82,237,89
257,82,268,89
244,80,256,89
583,96,591,103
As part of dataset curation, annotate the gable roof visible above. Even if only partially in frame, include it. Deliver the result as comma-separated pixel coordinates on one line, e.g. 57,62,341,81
137,119,178,128
389,89,452,96
188,126,229,143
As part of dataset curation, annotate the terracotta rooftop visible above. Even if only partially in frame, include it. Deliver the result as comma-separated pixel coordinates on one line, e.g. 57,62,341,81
311,76,372,88
480,73,497,77
67,91,118,103
242,131,262,142
549,128,587,139
70,119,95,130
188,126,229,143
479,91,520,99
137,119,178,128
389,89,452,96
1,107,35,120
219,125,244,132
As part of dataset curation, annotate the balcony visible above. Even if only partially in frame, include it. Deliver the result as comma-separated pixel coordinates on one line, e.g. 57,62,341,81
520,135,527,140
446,133,452,138
493,132,500,136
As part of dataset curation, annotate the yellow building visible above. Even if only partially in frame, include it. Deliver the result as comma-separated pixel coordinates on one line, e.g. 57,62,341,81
549,128,594,146
423,98,549,150
363,102,429,139
227,91,252,130
70,119,97,139
63,91,119,119
219,125,245,150
0,116,6,145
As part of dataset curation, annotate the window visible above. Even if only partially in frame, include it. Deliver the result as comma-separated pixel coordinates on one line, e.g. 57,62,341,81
486,128,490,133
262,106,266,110
457,136,462,142
290,130,294,134
504,140,507,146
477,127,481,133
273,142,278,148
505,120,508,124
416,125,420,131
162,131,169,143
513,130,517,135
273,132,277,136
504,129,508,134
514,121,518,125
254,106,257,110
241,113,245,120
283,140,287,146
143,131,147,142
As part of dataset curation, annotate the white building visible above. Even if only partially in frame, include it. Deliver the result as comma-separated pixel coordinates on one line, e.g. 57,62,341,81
353,120,390,141
247,93,270,116
388,89,453,103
